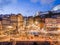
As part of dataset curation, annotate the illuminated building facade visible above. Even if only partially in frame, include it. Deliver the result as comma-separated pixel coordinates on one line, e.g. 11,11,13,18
0,10,60,43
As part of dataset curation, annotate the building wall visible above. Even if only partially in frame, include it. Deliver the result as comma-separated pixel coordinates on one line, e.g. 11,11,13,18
0,13,60,36
45,18,60,31
0,21,2,30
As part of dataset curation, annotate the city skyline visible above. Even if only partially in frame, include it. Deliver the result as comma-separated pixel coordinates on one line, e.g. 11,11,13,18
0,0,60,16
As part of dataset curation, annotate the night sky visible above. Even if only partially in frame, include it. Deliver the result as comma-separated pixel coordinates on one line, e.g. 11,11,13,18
0,0,60,16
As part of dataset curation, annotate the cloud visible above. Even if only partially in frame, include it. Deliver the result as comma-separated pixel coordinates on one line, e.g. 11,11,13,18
0,0,17,6
0,0,17,12
40,0,55,5
30,0,55,4
30,0,38,3
11,0,17,4
0,0,2,3
0,0,11,6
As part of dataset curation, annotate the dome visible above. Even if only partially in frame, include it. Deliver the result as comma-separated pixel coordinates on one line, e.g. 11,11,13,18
52,5,60,11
